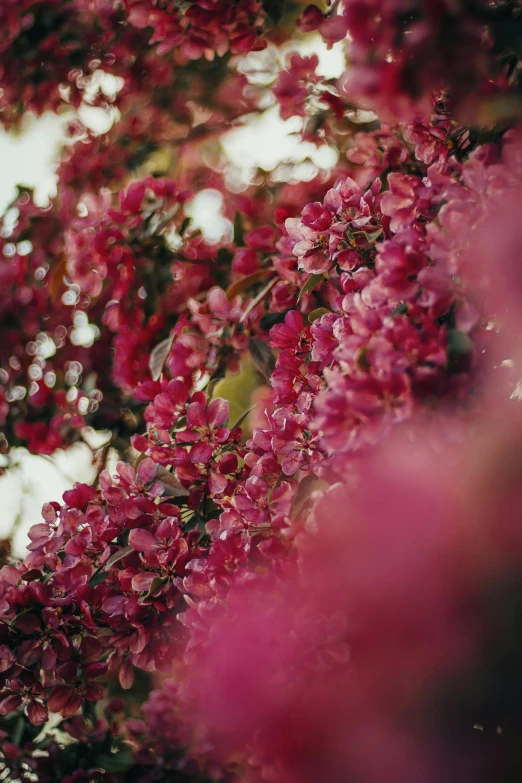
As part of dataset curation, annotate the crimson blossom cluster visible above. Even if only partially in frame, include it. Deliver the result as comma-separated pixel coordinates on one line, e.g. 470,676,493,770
1,1,522,782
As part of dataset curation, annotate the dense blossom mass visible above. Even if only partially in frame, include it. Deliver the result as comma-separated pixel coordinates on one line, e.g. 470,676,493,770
1,1,522,781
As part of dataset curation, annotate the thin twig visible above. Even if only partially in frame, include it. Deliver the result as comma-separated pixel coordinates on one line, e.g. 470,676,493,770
239,276,277,323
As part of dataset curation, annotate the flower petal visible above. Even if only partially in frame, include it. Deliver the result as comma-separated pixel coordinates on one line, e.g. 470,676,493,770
129,528,156,554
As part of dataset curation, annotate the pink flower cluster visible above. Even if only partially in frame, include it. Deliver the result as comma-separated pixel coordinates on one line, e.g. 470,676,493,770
271,149,472,458
0,450,205,722
124,0,267,58
2,1,522,781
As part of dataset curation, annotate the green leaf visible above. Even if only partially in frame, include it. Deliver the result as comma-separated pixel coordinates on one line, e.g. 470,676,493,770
230,404,257,431
179,216,191,237
353,227,383,244
491,18,522,59
308,307,330,323
233,211,245,246
96,751,134,773
391,302,408,317
263,0,287,23
292,475,330,517
143,576,168,600
211,360,260,433
226,268,270,300
104,546,134,570
205,377,222,399
156,466,190,497
447,329,474,373
260,312,287,330
149,335,173,381
90,570,108,586
12,716,24,747
186,514,208,535
447,329,474,356
298,273,324,303
217,247,233,265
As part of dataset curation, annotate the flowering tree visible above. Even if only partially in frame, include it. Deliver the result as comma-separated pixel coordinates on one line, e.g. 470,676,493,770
2,1,522,781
